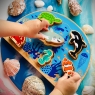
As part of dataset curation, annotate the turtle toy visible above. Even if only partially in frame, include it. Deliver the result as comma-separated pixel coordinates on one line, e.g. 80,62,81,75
38,12,62,26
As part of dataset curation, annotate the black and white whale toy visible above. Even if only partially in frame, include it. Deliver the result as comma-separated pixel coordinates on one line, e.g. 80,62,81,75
69,31,87,60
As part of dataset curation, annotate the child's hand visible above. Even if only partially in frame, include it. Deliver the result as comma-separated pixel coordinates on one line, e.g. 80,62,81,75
23,19,49,39
50,72,81,95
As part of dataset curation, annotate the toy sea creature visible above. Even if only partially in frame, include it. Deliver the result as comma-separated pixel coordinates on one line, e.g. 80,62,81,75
38,12,62,26
68,0,82,16
62,58,74,76
3,58,20,76
38,49,54,66
22,75,45,95
40,28,64,47
10,36,25,47
69,31,87,60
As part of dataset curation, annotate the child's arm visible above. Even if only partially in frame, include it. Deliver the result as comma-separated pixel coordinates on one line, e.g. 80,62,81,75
50,72,81,95
0,19,49,39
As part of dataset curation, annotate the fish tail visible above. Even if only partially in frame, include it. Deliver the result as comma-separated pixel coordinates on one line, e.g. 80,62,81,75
69,51,77,60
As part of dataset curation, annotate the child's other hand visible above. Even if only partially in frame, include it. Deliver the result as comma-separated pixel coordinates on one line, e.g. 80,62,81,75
50,72,81,95
23,19,49,39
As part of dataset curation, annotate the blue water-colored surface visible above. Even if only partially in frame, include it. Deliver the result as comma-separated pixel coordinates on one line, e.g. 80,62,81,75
1,0,94,95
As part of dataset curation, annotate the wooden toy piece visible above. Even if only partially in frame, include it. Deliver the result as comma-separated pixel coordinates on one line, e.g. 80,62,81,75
38,49,54,66
9,36,25,47
62,58,74,76
40,28,64,47
69,31,87,60
38,12,62,26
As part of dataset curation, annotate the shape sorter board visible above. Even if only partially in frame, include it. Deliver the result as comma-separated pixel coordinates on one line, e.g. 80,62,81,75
4,11,91,86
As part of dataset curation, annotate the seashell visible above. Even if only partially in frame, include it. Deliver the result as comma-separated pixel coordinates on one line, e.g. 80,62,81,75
82,86,95,95
4,58,20,76
68,0,82,16
8,0,26,16
57,0,62,5
34,0,45,8
22,75,45,95
47,5,53,11
82,24,94,34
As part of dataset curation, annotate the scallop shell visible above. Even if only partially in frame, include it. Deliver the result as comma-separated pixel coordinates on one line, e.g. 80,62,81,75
82,25,94,34
22,75,45,95
82,86,95,95
68,0,82,16
4,58,20,76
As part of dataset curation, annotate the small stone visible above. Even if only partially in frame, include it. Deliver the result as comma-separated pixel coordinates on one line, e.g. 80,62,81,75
34,0,45,8
8,0,25,16
82,24,94,34
82,86,95,95
68,0,82,16
47,5,53,11
22,76,45,95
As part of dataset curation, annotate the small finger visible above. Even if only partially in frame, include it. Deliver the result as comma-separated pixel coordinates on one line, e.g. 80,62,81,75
40,19,49,29
61,73,68,80
34,33,44,39
71,72,81,82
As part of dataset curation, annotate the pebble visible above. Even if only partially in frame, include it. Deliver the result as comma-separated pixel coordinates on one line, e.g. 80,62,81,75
47,5,53,11
34,0,45,8
22,75,45,95
68,0,82,16
82,86,95,95
82,24,94,34
8,0,25,16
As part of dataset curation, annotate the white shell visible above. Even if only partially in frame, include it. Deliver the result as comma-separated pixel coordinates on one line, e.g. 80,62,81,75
82,25,94,34
82,86,95,95
34,0,45,8
68,0,82,16
4,58,20,76
47,5,53,11
22,76,45,95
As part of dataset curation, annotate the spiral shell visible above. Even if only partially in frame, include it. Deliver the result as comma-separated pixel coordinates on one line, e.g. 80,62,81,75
22,76,45,95
68,0,82,16
82,86,95,95
4,58,20,76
